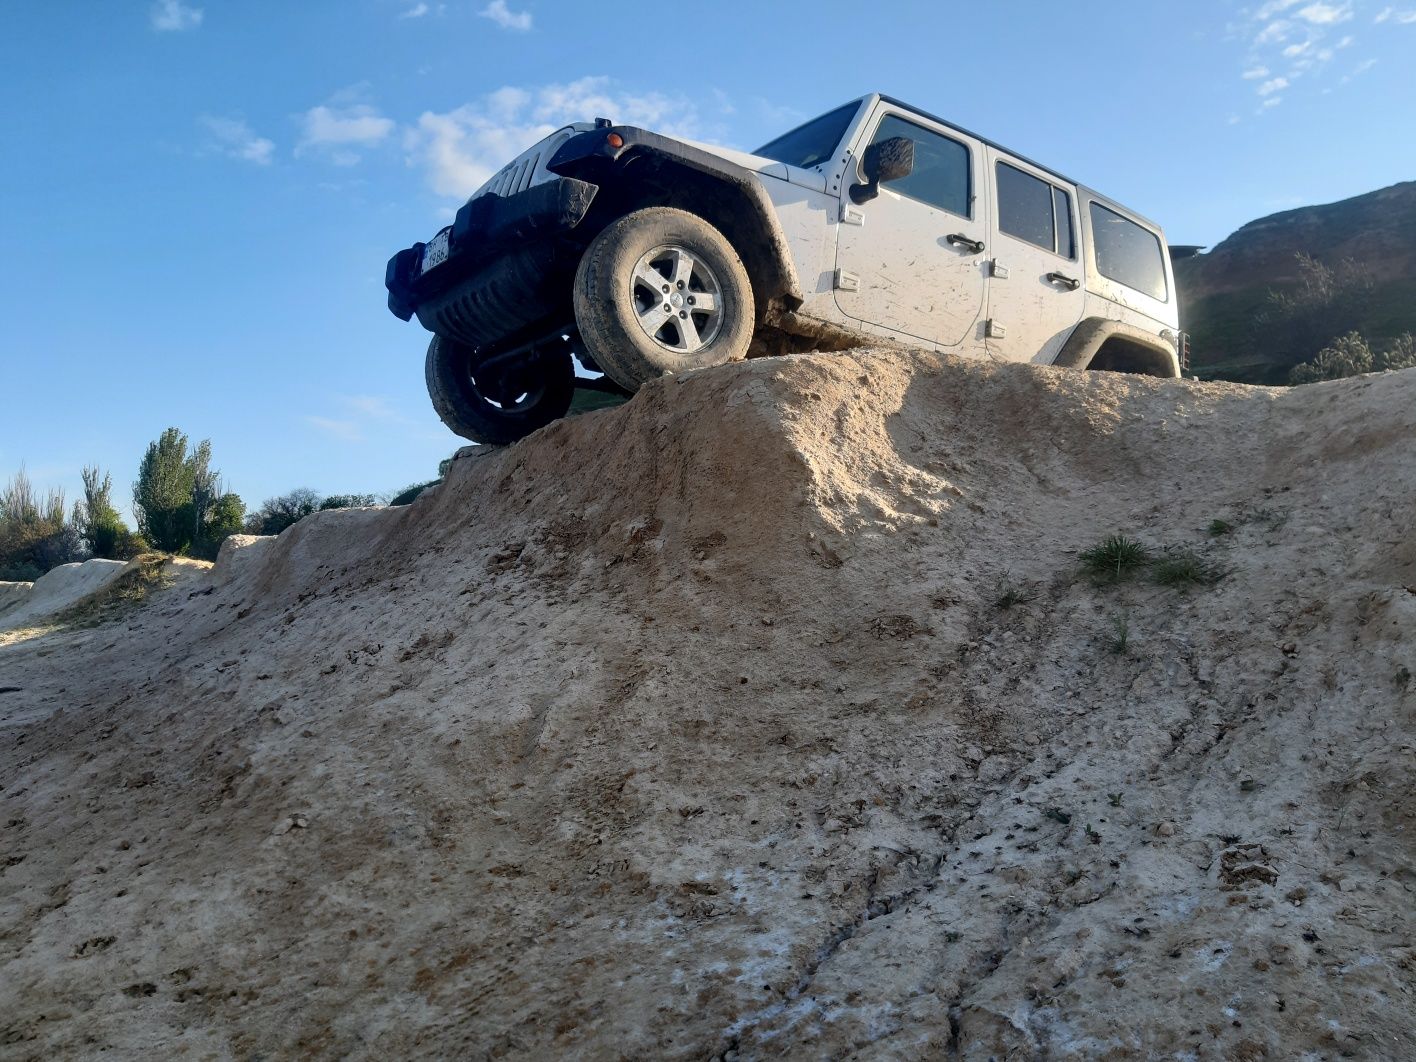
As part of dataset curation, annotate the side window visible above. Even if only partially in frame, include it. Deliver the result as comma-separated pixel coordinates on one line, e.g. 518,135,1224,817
1088,202,1167,301
996,161,1075,259
869,114,970,218
1054,187,1074,259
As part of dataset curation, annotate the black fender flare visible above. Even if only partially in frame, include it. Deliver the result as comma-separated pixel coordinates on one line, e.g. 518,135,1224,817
1053,317,1180,378
548,127,803,311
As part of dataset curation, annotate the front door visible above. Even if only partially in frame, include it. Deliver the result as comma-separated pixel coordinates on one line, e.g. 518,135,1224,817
983,149,1086,363
834,109,988,348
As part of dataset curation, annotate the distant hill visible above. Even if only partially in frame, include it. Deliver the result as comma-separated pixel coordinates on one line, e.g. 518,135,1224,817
1176,180,1416,383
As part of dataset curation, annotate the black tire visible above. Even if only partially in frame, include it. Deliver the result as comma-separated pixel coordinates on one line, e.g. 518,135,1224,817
573,207,755,392
424,335,575,446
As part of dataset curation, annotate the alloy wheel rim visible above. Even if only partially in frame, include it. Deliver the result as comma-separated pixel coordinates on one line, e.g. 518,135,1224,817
628,244,724,354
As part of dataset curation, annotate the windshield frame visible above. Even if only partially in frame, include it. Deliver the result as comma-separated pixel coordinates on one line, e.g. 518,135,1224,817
753,100,863,171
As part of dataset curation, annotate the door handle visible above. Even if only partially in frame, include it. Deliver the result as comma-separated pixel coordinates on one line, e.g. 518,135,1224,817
946,233,984,254
1045,271,1080,290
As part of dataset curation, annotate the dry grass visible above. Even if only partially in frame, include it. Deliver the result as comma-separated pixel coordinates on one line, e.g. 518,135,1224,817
49,553,176,629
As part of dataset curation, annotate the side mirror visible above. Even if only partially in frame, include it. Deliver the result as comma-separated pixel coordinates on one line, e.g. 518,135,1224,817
850,136,915,204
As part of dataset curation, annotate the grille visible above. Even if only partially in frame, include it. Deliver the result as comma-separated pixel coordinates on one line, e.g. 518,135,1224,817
486,150,541,199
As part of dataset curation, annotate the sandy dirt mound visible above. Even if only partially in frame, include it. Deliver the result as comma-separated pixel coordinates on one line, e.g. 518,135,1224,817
0,560,128,632
2,349,1414,1060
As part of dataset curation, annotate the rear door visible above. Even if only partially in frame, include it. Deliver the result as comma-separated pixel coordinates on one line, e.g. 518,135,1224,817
834,107,988,347
983,149,1085,362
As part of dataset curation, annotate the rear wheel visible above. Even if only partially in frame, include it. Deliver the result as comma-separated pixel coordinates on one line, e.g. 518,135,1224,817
573,207,755,392
425,335,574,445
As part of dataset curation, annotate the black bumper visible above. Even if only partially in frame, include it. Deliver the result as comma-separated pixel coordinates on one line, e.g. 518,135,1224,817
384,176,598,322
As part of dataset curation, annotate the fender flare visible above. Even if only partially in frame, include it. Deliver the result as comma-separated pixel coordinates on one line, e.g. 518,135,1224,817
1053,317,1180,378
549,127,803,311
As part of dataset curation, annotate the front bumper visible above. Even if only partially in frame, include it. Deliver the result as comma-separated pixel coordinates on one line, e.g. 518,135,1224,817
384,176,598,323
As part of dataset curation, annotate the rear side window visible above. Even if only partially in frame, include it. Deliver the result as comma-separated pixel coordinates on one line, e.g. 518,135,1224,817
1089,202,1167,301
996,161,1074,259
870,114,971,218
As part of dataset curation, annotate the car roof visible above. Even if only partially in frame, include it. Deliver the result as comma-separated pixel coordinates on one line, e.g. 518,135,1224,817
871,94,1163,232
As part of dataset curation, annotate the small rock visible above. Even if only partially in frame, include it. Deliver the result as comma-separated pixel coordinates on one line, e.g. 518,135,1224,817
1281,642,1298,656
1156,821,1177,837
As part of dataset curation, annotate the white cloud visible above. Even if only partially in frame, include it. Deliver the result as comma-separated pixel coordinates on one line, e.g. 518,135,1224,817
297,104,395,164
1296,2,1352,23
1239,0,1365,102
150,0,202,31
199,115,274,165
306,395,420,444
404,77,704,198
479,0,532,31
1353,56,1379,72
400,2,429,16
306,416,363,443
1261,96,1284,107
1385,8,1416,20
1255,18,1293,43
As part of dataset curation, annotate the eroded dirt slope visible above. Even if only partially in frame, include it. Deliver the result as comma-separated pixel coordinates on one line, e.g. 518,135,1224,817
2,349,1414,1059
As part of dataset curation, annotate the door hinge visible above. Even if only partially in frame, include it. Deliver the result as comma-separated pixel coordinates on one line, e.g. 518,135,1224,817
990,260,1009,279
840,206,865,226
986,319,1006,339
834,269,860,292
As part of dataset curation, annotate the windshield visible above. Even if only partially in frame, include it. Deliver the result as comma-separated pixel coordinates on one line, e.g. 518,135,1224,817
754,101,860,170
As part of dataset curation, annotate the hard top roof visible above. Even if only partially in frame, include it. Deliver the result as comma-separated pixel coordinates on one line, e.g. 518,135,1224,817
870,94,1161,231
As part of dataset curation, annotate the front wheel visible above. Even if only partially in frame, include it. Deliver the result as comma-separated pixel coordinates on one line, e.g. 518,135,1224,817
573,207,755,392
425,336,574,445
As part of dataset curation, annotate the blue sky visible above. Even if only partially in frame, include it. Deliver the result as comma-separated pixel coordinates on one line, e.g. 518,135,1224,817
2,1,1413,521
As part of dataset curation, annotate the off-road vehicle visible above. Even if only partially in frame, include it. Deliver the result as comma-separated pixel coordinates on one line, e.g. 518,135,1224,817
386,93,1186,444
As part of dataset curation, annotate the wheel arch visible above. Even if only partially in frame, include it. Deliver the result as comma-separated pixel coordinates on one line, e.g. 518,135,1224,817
550,130,803,323
1053,317,1180,378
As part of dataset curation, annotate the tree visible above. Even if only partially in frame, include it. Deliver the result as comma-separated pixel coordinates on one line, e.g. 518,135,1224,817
1257,252,1374,372
133,428,231,554
194,492,246,560
245,488,320,536
73,465,135,559
0,467,85,581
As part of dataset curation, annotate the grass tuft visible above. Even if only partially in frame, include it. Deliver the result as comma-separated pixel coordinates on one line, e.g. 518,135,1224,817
1152,549,1224,588
1208,518,1234,536
1107,613,1131,655
994,574,1028,610
1080,535,1150,584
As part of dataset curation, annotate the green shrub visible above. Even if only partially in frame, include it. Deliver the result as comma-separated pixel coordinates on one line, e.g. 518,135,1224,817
192,492,246,560
319,493,378,511
1379,332,1416,371
244,488,320,536
389,481,439,506
73,465,135,560
1,468,85,581
1289,332,1374,384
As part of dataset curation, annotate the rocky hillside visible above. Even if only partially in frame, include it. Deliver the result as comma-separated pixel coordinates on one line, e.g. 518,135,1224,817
2,350,1414,1059
1177,180,1416,382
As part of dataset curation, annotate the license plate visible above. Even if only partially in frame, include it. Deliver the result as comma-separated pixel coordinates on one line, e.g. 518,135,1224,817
421,230,450,274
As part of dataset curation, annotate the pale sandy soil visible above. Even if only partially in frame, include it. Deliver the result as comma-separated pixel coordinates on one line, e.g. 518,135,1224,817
1,349,1413,1060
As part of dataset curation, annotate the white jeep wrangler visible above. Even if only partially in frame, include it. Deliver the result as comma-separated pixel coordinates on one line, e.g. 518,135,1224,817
385,93,1185,444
